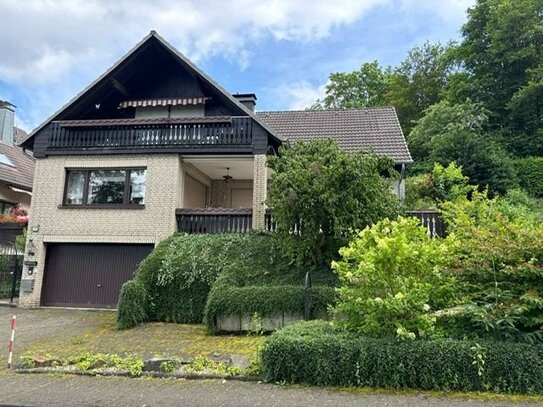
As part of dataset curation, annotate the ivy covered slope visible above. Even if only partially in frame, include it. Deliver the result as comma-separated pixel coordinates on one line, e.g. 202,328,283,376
118,233,272,329
117,233,337,330
204,256,336,333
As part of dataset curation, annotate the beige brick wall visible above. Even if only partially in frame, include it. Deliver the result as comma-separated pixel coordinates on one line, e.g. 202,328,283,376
19,154,182,308
210,179,253,208
252,154,267,229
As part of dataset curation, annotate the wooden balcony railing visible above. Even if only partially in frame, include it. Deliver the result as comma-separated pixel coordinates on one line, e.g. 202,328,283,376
48,116,253,151
176,208,253,234
405,210,446,238
175,208,445,237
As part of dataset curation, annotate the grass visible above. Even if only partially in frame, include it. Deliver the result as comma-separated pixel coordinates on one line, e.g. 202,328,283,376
20,312,264,362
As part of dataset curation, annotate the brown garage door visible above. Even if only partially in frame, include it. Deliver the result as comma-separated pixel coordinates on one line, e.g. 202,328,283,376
41,243,154,308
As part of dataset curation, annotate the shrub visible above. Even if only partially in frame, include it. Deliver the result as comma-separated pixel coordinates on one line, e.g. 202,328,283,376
405,162,471,210
515,157,543,198
205,285,336,333
440,191,543,343
332,217,457,339
260,321,543,393
117,280,148,329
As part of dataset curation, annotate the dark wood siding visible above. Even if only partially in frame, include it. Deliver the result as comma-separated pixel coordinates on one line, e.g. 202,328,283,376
41,243,153,308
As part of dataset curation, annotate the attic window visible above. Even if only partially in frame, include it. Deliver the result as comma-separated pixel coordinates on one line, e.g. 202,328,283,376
0,154,14,167
118,97,209,109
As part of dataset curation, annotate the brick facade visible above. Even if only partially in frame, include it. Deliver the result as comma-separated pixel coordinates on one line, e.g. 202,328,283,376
19,154,182,308
252,154,268,229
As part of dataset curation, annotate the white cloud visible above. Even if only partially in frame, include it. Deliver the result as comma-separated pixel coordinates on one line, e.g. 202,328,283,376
399,0,475,23
0,0,387,84
270,81,328,111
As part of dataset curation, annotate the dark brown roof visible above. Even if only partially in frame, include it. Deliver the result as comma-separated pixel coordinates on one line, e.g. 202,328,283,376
14,127,29,145
256,107,412,164
0,138,35,190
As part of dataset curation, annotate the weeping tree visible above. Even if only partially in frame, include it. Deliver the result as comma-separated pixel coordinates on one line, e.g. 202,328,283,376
267,139,400,269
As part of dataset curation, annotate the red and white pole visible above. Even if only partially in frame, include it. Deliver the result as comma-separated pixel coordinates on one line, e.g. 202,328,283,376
7,315,16,369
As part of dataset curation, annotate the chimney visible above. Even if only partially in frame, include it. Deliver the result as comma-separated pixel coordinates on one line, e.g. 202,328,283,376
233,93,257,112
0,101,15,145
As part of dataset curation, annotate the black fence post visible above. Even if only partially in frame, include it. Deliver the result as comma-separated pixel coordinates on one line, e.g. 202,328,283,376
304,271,312,320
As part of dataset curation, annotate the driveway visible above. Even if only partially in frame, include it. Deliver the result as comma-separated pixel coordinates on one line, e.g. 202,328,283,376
0,306,111,362
0,307,541,407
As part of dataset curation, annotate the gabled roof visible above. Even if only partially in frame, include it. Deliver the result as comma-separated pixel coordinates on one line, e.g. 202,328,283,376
22,31,282,148
0,133,35,190
257,107,413,164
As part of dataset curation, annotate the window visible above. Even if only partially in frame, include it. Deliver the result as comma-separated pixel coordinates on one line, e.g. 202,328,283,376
64,168,147,207
0,201,14,215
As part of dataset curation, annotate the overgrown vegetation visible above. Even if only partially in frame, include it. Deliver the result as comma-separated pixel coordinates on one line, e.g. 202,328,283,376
203,237,337,332
405,162,470,210
118,233,338,331
118,233,281,328
440,191,543,343
267,139,399,268
332,217,456,340
332,188,543,343
261,321,543,393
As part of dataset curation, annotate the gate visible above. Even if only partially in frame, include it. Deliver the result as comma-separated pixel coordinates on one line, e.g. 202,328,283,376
0,238,23,304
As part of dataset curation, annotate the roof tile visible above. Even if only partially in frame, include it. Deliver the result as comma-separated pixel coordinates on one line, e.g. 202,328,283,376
256,107,412,164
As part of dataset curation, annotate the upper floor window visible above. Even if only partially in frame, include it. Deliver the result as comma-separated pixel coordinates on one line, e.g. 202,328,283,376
64,168,146,207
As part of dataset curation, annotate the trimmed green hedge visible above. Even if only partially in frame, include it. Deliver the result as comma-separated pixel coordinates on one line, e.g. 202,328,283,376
515,157,543,198
204,285,336,333
261,321,543,394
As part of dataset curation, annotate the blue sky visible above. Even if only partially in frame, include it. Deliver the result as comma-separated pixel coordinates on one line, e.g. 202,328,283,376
0,0,474,131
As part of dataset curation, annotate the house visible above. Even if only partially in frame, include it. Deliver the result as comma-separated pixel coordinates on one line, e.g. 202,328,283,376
0,101,35,245
18,31,412,309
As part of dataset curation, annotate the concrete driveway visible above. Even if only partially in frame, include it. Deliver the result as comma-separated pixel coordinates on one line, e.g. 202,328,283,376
0,306,111,362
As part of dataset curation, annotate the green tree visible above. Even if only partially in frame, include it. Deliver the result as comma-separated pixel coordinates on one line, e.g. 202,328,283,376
408,100,517,195
267,140,399,268
311,61,389,109
386,42,452,134
507,66,543,156
454,0,543,155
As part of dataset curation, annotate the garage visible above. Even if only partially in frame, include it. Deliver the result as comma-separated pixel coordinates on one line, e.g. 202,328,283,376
41,243,154,308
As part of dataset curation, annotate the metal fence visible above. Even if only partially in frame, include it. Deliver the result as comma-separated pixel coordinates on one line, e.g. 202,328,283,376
0,243,22,303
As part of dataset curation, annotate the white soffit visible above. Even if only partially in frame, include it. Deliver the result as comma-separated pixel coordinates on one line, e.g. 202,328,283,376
182,156,271,179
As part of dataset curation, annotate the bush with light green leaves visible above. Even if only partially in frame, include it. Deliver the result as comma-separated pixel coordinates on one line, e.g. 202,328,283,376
332,216,458,340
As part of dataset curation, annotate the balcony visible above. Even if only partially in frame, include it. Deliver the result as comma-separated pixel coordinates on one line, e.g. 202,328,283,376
46,116,254,154
176,209,445,237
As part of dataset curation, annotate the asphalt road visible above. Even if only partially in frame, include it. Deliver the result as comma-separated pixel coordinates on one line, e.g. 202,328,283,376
0,373,541,407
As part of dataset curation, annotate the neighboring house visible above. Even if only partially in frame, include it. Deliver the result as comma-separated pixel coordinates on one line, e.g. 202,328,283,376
0,101,34,215
18,31,412,309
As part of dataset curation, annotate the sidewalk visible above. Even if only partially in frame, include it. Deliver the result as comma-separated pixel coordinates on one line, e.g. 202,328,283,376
0,374,540,407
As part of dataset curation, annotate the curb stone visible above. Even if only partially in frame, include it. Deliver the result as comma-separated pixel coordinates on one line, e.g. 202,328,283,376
14,367,262,382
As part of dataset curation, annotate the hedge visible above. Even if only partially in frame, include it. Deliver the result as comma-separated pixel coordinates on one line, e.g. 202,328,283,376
118,233,281,328
515,157,543,198
204,285,336,333
261,321,543,394
116,280,148,329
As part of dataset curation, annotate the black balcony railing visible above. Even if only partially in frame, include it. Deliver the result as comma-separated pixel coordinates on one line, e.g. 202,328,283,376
48,117,253,151
176,208,254,234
